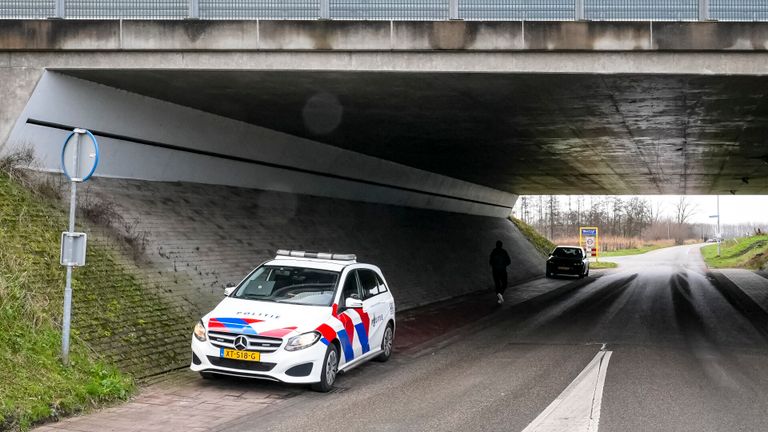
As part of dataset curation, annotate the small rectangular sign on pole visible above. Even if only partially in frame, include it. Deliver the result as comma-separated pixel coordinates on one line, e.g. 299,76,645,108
60,232,87,267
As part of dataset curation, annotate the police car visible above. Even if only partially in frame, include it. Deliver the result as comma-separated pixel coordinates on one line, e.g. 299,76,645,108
190,250,396,392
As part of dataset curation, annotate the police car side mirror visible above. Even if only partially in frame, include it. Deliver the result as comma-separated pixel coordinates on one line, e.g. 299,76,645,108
224,286,236,296
345,298,363,309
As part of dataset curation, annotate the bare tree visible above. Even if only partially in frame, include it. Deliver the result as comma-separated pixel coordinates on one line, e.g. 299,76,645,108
673,196,698,225
649,200,664,224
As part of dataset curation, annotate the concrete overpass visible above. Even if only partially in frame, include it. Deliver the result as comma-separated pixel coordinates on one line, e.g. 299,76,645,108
4,20,768,200
6,13,768,418
3,19,768,315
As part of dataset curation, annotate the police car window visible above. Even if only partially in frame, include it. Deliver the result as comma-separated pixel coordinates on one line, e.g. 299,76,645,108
375,273,388,293
233,266,339,307
359,270,380,299
341,271,362,300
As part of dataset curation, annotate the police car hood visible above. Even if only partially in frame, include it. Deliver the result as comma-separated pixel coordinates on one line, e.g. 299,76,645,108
205,297,331,337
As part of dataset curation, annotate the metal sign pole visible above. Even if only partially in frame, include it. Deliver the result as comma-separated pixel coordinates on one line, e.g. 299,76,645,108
58,128,98,365
61,132,81,365
717,195,721,256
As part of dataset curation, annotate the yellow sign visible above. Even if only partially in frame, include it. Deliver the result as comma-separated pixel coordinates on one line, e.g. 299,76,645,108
221,349,260,362
579,227,599,260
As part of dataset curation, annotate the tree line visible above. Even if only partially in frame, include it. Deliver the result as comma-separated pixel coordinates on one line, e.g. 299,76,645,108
514,195,765,243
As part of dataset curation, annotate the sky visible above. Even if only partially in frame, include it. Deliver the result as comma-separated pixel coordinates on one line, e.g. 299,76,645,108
641,195,768,225
515,195,768,225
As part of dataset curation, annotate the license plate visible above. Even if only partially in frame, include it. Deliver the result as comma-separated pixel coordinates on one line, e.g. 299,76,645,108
221,349,260,362
558,266,570,270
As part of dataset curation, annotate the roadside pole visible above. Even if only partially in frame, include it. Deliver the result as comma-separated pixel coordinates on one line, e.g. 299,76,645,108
60,129,99,365
717,195,721,256
710,196,721,257
61,151,77,366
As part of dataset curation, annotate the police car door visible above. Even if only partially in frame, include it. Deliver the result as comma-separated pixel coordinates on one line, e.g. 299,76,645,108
358,269,389,353
337,269,365,365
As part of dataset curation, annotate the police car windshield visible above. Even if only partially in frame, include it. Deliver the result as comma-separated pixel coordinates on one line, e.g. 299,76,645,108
232,265,340,307
552,247,583,258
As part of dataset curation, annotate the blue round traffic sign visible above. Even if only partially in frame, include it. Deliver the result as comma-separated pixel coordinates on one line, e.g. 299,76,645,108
61,129,99,182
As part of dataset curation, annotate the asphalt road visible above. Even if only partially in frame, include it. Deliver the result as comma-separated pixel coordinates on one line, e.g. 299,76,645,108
216,244,768,432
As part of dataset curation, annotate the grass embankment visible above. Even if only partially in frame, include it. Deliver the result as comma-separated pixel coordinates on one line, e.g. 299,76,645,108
510,217,556,257
511,219,618,269
0,173,134,430
600,244,669,257
554,236,681,257
590,261,618,269
701,235,768,270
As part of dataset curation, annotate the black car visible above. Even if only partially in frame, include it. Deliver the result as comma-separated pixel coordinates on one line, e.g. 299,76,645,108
546,246,590,278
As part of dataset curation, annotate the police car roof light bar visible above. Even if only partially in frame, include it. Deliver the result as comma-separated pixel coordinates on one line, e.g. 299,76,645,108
276,249,357,262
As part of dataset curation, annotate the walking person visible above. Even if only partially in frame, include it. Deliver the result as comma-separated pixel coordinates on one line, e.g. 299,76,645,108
489,240,511,304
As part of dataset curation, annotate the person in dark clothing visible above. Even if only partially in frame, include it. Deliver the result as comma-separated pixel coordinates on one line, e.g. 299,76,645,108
489,240,511,304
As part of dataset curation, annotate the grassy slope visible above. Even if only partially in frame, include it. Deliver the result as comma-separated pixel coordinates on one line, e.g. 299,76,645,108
510,217,555,257
0,174,134,430
701,235,768,270
590,261,618,269
511,218,618,269
600,244,669,257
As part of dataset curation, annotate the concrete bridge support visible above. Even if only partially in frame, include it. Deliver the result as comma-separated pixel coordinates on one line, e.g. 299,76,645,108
0,63,42,151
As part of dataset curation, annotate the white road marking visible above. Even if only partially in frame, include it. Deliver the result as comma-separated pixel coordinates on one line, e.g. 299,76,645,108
521,349,613,432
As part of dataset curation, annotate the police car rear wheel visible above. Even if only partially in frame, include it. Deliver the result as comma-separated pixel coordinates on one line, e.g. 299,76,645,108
312,344,338,392
375,323,394,362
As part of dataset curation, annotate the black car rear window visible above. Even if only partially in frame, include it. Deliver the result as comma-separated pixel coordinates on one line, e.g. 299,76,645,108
552,248,583,258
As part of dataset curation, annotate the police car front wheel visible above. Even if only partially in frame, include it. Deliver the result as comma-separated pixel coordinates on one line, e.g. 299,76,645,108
312,343,339,392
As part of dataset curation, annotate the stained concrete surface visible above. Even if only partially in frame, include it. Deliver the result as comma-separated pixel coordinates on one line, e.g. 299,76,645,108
78,177,543,315
5,21,768,52
62,70,768,195
0,66,42,149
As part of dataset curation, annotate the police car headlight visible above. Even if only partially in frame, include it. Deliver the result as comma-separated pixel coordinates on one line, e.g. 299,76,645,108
193,320,207,342
285,331,321,351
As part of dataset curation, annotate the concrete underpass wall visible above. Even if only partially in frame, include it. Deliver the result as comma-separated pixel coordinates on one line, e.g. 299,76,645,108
0,65,43,150
7,71,515,218
1,69,536,376
81,177,544,315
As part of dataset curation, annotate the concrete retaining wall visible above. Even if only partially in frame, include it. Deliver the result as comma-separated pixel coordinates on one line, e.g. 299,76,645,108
80,177,544,315
0,66,42,150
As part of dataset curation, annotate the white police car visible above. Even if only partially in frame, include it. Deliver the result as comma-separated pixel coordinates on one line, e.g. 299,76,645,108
190,250,396,392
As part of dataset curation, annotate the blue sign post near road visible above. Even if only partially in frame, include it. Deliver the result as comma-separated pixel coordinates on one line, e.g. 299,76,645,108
60,128,99,365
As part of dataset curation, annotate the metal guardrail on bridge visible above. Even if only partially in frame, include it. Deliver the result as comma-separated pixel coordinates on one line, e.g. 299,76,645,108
0,0,767,21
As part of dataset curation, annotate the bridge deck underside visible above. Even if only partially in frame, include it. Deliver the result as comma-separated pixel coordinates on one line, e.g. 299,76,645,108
63,70,768,195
